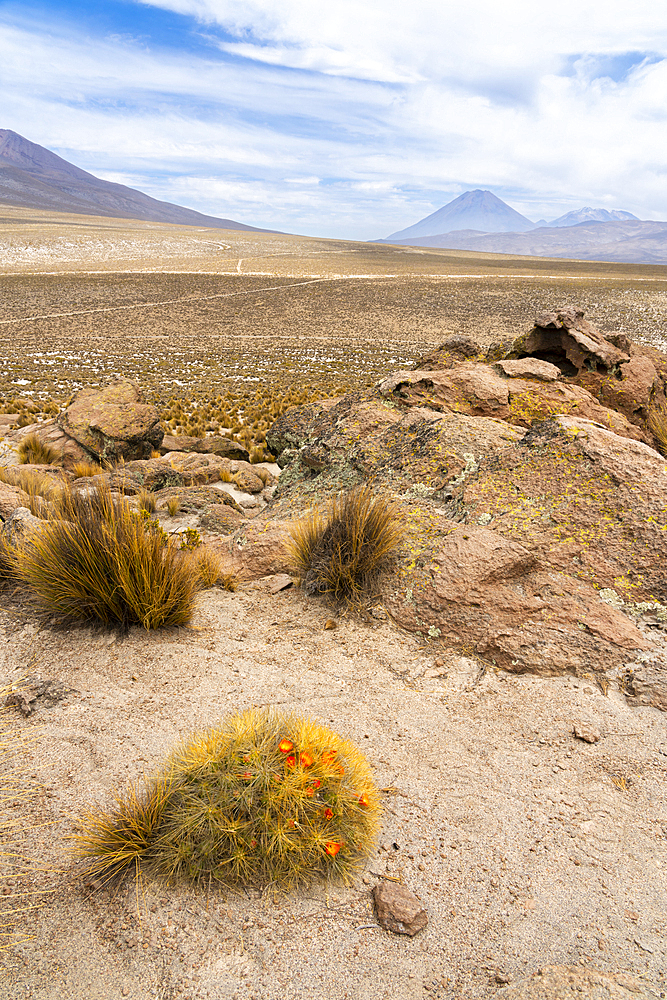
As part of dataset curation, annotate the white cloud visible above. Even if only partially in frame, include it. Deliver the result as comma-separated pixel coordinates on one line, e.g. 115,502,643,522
1,2,667,236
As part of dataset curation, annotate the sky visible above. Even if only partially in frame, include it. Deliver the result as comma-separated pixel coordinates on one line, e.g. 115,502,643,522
1,0,667,239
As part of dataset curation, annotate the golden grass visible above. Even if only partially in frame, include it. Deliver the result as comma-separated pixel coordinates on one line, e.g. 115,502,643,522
74,708,380,890
165,496,180,517
288,485,405,607
136,489,157,514
71,460,103,479
0,466,64,517
17,433,62,467
14,484,198,629
648,403,667,457
189,546,237,591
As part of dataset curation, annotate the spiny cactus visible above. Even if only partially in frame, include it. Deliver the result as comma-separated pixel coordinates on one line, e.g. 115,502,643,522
75,709,381,890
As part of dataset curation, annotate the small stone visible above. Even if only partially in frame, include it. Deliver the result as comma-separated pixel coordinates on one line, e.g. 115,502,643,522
573,722,601,743
267,573,293,595
324,619,337,630
373,882,428,936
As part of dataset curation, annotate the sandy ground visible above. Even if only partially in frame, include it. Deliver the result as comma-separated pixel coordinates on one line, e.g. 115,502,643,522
1,579,666,1000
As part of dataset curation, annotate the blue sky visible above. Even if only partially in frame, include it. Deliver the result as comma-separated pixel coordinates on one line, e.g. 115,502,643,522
1,0,666,238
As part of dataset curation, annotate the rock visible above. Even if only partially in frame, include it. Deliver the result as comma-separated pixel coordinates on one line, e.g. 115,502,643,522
1,506,43,544
496,964,659,999
210,519,294,581
622,656,667,711
57,379,163,462
10,419,90,466
120,458,184,492
232,468,265,494
198,505,247,534
160,434,249,461
411,334,481,370
573,722,601,743
268,573,293,594
0,482,31,520
493,358,562,381
161,452,231,487
378,363,643,441
372,882,428,936
520,307,630,372
505,307,667,444
5,677,73,717
152,485,243,514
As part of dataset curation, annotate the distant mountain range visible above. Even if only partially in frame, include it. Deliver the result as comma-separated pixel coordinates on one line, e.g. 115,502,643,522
375,190,665,264
0,130,277,232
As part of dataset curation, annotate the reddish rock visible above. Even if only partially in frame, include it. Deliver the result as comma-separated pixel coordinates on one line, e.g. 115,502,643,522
493,358,561,381
58,379,163,462
0,482,31,520
160,434,249,461
373,882,428,936
210,519,293,581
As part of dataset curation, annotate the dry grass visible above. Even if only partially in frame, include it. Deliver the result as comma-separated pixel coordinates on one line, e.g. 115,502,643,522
17,433,61,467
288,485,405,607
71,460,103,479
136,489,157,514
188,546,237,591
0,466,63,517
648,403,667,457
73,708,380,889
165,496,180,517
13,484,198,629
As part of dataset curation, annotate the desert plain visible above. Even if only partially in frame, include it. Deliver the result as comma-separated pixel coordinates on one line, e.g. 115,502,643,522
1,206,667,1000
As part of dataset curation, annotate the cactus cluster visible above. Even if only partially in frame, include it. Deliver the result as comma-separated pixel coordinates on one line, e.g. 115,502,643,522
76,709,381,890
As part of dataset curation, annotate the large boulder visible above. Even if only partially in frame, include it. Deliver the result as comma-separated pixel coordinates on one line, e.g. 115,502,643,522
264,324,667,687
57,379,163,462
9,419,90,467
0,482,31,521
160,434,249,461
505,307,667,444
377,362,644,441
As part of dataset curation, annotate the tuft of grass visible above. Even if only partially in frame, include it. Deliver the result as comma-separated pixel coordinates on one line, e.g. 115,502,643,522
189,546,237,590
165,496,180,517
17,433,61,467
288,485,404,606
0,467,63,517
71,460,103,479
14,484,198,630
74,708,380,890
136,489,157,514
219,469,233,483
0,535,17,583
648,403,667,457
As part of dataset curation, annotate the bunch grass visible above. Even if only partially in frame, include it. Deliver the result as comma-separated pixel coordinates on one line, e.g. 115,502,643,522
14,484,198,629
288,485,404,606
17,433,61,467
74,708,380,890
648,402,667,457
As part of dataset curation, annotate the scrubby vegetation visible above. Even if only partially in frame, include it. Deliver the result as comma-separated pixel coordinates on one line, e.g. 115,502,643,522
288,485,404,606
13,484,197,630
648,403,667,457
74,708,380,889
17,432,62,467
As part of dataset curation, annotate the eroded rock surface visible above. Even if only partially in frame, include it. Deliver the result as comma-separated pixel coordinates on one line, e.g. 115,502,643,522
58,378,163,462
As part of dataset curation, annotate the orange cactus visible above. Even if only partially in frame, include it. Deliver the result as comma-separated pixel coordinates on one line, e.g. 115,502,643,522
323,807,334,820
305,787,315,797
300,751,313,768
278,739,294,753
285,756,296,769
325,841,342,857
358,793,370,808
312,779,321,789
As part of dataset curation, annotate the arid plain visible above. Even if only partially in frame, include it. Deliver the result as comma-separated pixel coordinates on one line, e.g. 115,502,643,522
1,207,667,1000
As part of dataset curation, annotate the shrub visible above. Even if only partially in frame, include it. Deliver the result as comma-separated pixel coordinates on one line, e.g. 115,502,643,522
179,527,201,551
165,496,180,517
71,461,103,479
189,546,236,591
14,484,197,629
136,489,157,514
17,433,61,466
74,708,380,889
0,467,63,517
288,485,404,606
